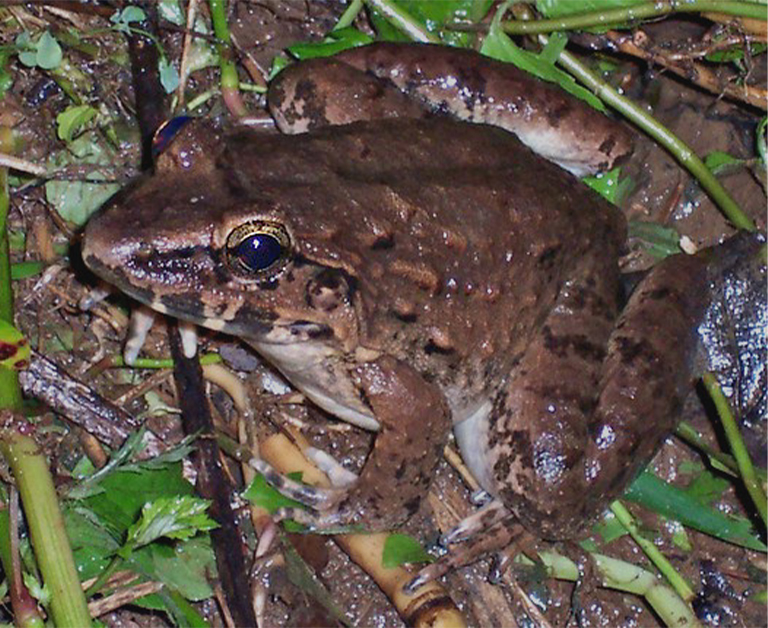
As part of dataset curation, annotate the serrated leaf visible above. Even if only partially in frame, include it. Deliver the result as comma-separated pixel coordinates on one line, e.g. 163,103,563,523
56,104,98,142
382,533,434,568
36,31,62,70
0,320,30,370
79,462,194,537
122,496,218,554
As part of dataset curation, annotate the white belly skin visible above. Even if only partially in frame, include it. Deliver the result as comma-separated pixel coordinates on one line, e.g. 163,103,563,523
451,397,495,493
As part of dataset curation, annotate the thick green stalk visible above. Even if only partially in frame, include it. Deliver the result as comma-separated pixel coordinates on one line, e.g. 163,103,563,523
610,501,696,602
364,0,440,42
208,0,246,117
551,41,756,231
0,128,91,627
500,0,767,34
702,373,767,525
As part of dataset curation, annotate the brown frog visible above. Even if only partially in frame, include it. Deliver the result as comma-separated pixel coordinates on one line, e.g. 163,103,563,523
82,43,715,563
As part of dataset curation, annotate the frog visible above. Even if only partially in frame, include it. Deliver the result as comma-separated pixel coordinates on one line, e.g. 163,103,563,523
82,42,716,568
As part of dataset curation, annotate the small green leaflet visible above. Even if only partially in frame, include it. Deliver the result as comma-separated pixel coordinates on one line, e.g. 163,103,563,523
382,533,434,568
704,150,746,176
627,221,681,259
0,320,30,370
110,6,147,34
16,31,62,70
159,57,180,93
56,104,98,142
120,496,218,558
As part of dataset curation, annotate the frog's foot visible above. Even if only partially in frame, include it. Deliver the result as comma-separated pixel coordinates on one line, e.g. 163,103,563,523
249,458,346,511
302,446,358,488
440,499,509,546
406,519,526,592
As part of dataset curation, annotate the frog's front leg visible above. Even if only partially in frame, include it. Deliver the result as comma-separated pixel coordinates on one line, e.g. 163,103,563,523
262,356,451,531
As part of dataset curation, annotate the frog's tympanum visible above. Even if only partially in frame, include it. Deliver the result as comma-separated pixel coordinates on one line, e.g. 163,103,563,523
83,43,743,574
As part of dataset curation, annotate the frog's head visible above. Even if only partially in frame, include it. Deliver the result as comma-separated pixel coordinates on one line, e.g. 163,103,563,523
82,124,361,352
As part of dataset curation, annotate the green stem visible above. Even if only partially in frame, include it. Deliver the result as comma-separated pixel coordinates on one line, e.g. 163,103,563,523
0,128,91,627
610,501,696,602
676,421,767,482
551,39,756,231
84,554,124,597
334,0,364,30
208,0,246,117
108,352,222,369
535,551,701,627
701,373,768,526
496,0,767,34
363,0,440,42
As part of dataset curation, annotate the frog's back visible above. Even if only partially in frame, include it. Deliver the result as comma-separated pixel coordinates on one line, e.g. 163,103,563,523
225,118,625,397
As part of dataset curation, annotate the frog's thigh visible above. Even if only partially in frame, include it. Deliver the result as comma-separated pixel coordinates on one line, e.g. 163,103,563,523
336,356,451,530
489,257,620,537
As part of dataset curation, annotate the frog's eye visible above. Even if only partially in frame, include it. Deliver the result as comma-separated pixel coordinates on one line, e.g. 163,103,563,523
226,221,291,278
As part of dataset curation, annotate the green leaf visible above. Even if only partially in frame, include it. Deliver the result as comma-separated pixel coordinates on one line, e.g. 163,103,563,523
381,533,434,568
110,6,147,34
35,31,62,70
11,261,45,280
481,10,605,112
625,471,767,552
159,57,180,93
704,150,745,176
0,319,30,370
627,220,681,259
367,0,491,46
16,32,38,67
536,0,645,31
242,472,306,533
128,536,216,601
122,496,218,554
63,507,120,581
79,463,194,538
706,41,767,63
584,166,632,204
45,131,121,226
159,0,185,26
591,511,629,545
56,104,98,142
286,27,373,60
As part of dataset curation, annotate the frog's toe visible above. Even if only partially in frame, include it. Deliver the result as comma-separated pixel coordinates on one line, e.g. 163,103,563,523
406,519,524,593
303,446,358,487
441,499,508,546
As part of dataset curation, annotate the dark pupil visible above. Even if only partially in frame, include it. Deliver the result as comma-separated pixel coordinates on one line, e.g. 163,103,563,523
231,233,284,273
